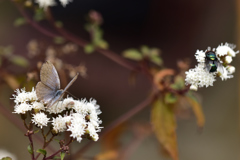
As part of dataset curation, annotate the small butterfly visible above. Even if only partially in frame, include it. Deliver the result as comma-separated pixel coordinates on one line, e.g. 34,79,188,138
36,61,79,107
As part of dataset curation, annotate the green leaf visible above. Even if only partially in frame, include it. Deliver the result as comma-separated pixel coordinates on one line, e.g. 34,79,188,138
140,45,150,56
123,49,143,61
149,48,160,56
150,55,163,66
53,37,65,44
60,152,65,160
1,157,12,160
151,98,178,160
14,17,26,27
34,8,45,21
96,40,108,49
34,130,40,134
170,75,185,90
84,44,95,54
27,144,33,155
55,21,63,28
164,93,177,104
53,156,61,160
37,149,47,156
9,55,29,67
0,46,13,57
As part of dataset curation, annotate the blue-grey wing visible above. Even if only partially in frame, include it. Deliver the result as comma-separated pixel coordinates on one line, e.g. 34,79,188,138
62,73,79,93
46,90,64,108
40,61,60,91
36,82,55,104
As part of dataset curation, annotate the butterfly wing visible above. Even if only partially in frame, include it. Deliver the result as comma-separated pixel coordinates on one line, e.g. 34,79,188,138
62,73,79,93
36,81,56,104
40,61,60,91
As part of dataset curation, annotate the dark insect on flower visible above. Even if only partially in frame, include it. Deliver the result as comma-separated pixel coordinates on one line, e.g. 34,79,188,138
205,51,224,73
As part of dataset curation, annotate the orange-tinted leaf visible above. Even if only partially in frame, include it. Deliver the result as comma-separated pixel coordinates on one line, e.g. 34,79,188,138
153,69,175,91
186,96,205,129
95,150,118,160
151,98,178,160
101,123,126,151
3,73,20,90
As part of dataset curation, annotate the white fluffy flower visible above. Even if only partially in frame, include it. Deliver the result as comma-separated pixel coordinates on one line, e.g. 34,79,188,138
12,88,37,105
67,113,87,142
195,50,206,63
59,0,72,7
35,0,56,8
225,56,232,64
226,66,235,74
185,63,215,90
216,43,238,57
32,112,50,128
13,103,32,114
32,101,45,110
52,115,71,133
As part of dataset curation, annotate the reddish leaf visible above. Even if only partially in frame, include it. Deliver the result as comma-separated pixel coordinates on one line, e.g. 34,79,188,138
151,98,178,160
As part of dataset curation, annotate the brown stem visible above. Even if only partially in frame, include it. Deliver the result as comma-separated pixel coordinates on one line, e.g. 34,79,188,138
26,131,35,160
70,93,155,159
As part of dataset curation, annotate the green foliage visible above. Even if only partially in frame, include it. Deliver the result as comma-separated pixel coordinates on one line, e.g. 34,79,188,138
123,45,163,66
53,37,65,44
37,149,47,156
60,152,65,160
34,8,45,22
55,21,63,28
1,157,12,160
123,49,143,60
14,17,26,27
27,144,33,155
164,93,177,104
0,45,29,67
10,55,29,67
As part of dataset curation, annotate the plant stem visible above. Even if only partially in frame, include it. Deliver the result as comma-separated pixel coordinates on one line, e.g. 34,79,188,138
27,130,35,160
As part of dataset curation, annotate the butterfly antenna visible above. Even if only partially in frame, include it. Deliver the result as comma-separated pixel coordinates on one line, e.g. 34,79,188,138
65,91,79,100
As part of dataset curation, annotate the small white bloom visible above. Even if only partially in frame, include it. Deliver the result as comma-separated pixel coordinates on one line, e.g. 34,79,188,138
195,50,206,63
216,43,238,57
52,115,71,133
190,84,198,91
32,112,50,128
46,101,66,114
59,0,72,7
226,66,235,74
35,0,56,8
225,56,232,64
12,88,37,105
32,101,45,110
185,63,216,89
67,113,87,142
217,67,233,80
13,103,32,114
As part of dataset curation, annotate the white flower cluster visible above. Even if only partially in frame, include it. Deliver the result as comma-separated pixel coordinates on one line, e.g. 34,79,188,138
12,88,102,142
35,0,73,8
185,43,238,91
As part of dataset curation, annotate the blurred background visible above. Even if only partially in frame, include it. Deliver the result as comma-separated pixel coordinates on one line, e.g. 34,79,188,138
0,0,239,159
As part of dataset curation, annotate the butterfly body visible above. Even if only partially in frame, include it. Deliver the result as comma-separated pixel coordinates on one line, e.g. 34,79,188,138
36,61,78,108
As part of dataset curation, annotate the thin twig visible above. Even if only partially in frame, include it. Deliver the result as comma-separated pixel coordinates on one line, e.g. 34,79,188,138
26,131,35,160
